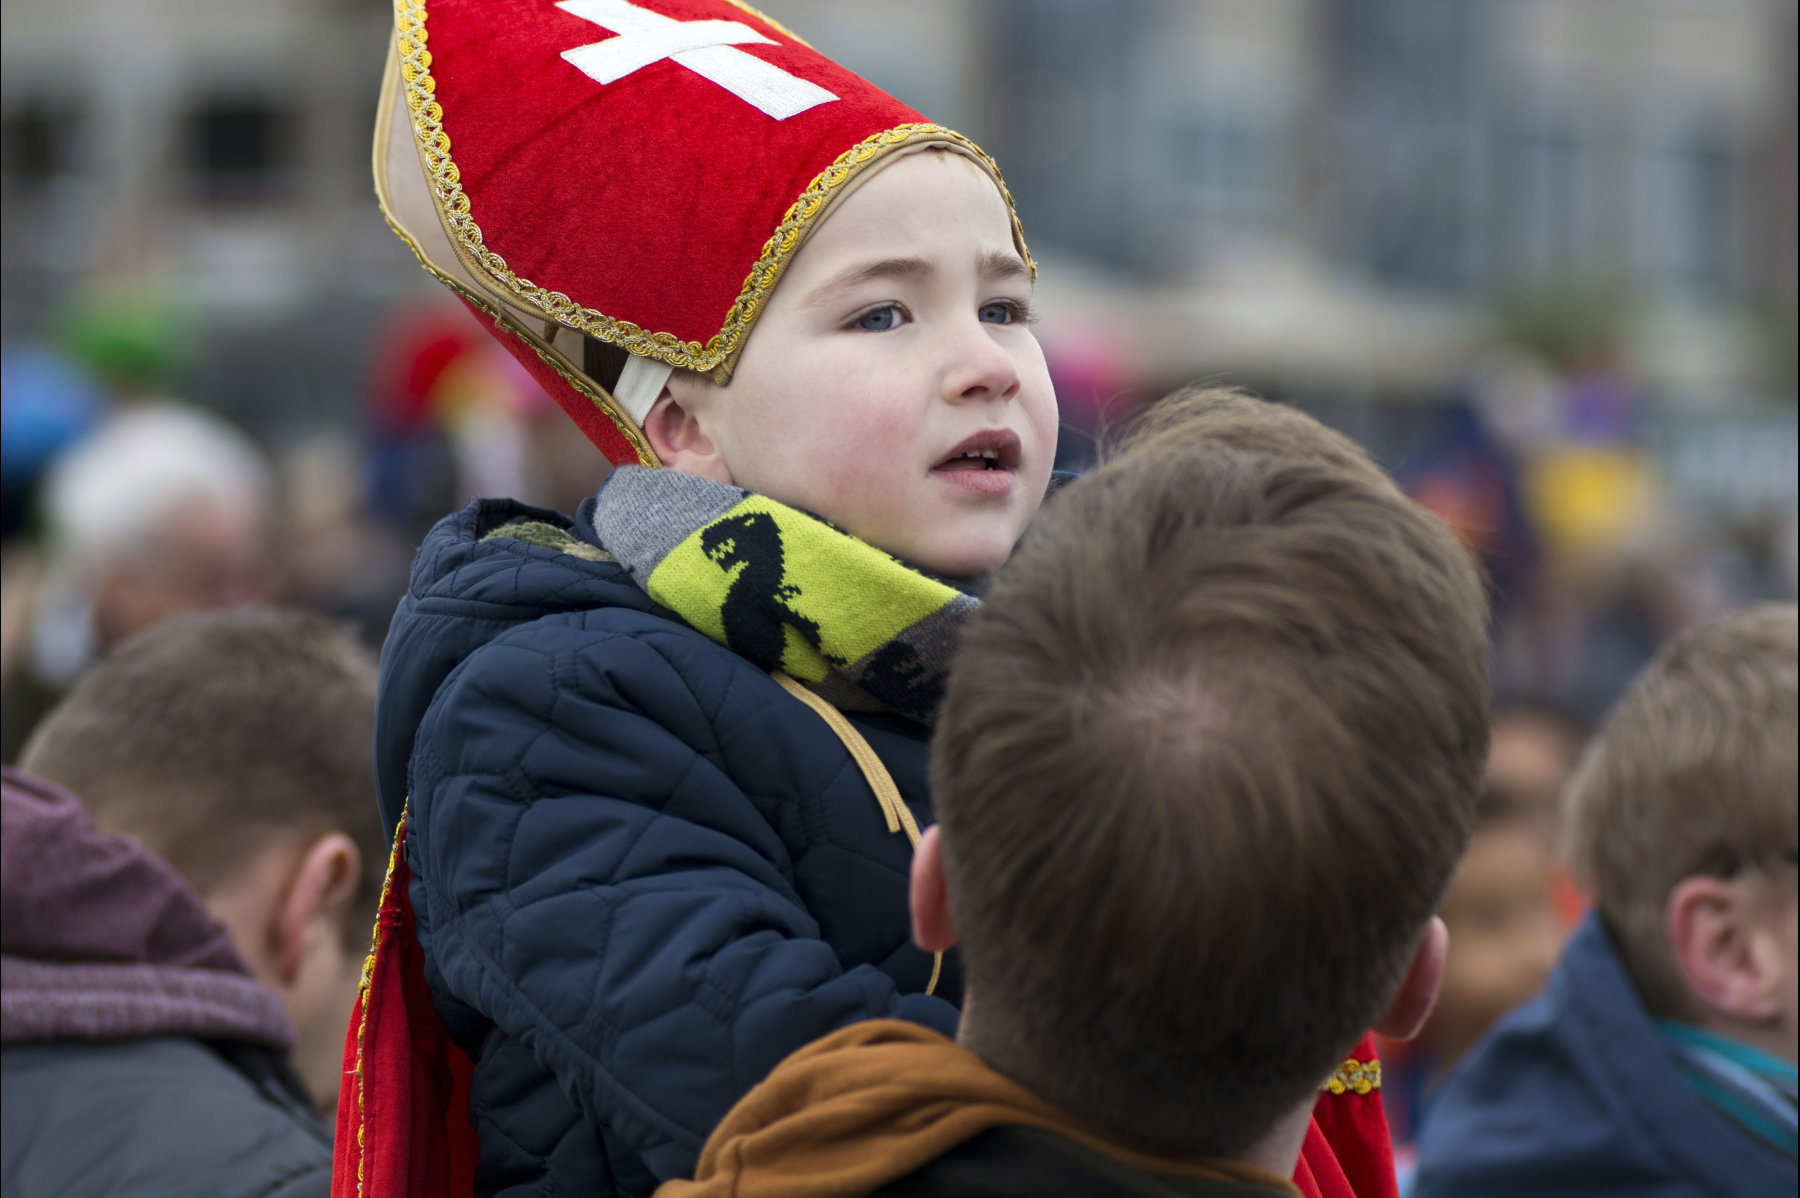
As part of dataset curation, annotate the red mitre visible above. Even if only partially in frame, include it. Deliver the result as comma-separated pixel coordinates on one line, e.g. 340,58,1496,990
375,0,1032,466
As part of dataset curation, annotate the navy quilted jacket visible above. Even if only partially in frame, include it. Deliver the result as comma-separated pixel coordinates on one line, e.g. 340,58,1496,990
374,497,962,1198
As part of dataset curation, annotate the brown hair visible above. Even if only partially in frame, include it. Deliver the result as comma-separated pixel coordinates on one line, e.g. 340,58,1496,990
932,388,1491,1156
22,607,385,940
1563,603,1799,1016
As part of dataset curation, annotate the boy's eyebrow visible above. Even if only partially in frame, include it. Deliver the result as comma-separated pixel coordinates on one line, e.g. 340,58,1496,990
977,249,1032,282
806,250,1032,306
806,256,933,305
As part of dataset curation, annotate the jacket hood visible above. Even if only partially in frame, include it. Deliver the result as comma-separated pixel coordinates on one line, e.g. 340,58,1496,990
0,768,292,1047
375,495,661,839
655,1019,1295,1198
1414,912,1798,1198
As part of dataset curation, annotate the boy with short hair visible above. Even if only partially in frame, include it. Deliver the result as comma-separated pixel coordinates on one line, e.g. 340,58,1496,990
4,608,385,1194
656,387,1493,1196
1415,604,1799,1197
18,607,387,1110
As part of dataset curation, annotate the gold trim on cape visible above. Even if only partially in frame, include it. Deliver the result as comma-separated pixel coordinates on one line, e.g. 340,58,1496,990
1320,1057,1381,1096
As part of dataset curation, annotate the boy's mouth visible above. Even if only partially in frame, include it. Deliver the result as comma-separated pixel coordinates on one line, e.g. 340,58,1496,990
933,431,1022,474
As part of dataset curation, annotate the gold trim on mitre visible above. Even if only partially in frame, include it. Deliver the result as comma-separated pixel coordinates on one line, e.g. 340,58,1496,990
373,25,662,466
377,0,1034,392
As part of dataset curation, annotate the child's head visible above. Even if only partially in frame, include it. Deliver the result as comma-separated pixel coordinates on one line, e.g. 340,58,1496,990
374,1,1055,574
1565,604,1798,1061
919,389,1491,1157
21,607,385,1108
645,148,1057,577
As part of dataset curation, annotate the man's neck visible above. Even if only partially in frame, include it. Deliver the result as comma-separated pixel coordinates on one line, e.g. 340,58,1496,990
958,1004,1315,1178
1231,1099,1314,1178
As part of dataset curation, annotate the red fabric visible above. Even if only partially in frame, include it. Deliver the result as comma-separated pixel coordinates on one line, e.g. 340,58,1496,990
427,0,926,349
459,297,649,466
331,816,1398,1198
368,305,486,437
332,818,479,1198
1293,1035,1398,1198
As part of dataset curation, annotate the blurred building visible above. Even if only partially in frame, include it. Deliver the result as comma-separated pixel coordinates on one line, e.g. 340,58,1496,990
776,0,1797,510
4,0,1795,505
1,0,419,438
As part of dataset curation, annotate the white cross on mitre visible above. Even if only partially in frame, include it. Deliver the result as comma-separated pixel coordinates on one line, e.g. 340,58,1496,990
557,0,838,121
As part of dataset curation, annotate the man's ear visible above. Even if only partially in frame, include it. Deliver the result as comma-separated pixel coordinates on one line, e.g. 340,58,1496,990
1373,916,1449,1041
276,832,362,986
1668,876,1785,1024
911,825,959,953
643,385,733,483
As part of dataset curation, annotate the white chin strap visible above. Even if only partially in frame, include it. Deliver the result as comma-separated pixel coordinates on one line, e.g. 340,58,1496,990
614,352,675,426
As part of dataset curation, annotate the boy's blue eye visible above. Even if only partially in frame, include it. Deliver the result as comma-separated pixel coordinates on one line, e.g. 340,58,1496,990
979,301,1018,324
855,305,903,332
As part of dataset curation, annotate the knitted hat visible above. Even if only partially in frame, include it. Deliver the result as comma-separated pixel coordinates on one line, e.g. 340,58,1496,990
375,0,1032,466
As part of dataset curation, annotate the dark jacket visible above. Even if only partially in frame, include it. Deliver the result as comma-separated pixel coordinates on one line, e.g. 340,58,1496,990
0,769,331,1198
885,1127,1292,1198
376,498,960,1197
1413,913,1798,1198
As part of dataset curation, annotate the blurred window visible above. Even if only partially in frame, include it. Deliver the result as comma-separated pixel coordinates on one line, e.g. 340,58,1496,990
183,94,296,204
1501,121,1587,285
1174,111,1268,219
0,100,82,190
1635,124,1738,297
1332,0,1483,290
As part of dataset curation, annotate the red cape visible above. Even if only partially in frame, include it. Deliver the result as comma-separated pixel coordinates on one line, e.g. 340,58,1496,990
334,820,1397,1197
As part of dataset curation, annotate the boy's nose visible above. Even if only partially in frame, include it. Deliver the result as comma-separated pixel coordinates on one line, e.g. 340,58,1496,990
941,322,1022,406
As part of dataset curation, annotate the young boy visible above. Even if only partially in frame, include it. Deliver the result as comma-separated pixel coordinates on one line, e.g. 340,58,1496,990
365,4,1052,1193
656,388,1493,1197
1415,605,1798,1197
360,5,1397,1194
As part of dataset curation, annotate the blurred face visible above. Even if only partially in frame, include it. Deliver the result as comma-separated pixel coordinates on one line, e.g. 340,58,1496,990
1765,871,1797,1063
1429,822,1565,1070
93,499,277,648
669,150,1058,578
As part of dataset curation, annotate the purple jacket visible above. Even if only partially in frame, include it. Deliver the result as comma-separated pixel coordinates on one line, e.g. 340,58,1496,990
0,766,291,1046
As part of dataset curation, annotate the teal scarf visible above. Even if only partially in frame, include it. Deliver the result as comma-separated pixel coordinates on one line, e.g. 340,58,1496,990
1658,1020,1798,1159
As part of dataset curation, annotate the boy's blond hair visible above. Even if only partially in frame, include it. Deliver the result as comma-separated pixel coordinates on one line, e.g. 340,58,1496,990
1564,603,1800,1017
932,388,1491,1156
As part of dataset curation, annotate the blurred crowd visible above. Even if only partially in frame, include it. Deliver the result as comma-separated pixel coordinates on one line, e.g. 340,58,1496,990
2,285,1795,1177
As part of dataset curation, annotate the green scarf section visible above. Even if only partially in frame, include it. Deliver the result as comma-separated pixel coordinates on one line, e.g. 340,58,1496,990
592,466,978,723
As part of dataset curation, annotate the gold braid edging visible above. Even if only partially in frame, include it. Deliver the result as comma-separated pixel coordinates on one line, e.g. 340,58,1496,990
719,0,814,49
350,808,411,1197
1320,1058,1381,1096
374,27,661,465
390,0,1033,377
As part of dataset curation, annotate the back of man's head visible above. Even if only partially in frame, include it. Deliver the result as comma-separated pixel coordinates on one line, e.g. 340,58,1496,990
21,607,383,921
1564,604,1799,1022
931,388,1491,1157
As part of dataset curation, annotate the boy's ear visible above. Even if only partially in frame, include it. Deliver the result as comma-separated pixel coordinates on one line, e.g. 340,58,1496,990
643,387,734,483
1373,915,1448,1042
1667,875,1787,1025
910,825,959,953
